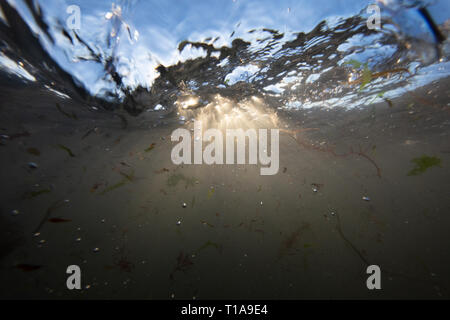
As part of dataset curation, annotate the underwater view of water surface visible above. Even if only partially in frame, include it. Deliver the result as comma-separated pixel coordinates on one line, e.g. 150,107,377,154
0,0,450,300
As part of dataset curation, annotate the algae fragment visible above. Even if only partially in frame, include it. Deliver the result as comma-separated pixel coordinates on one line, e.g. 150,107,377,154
345,59,362,68
208,187,215,198
56,103,77,120
100,179,128,195
119,170,135,182
408,155,442,176
57,144,75,157
23,188,51,199
145,143,156,152
167,173,196,189
359,63,372,90
26,147,40,156
196,240,222,253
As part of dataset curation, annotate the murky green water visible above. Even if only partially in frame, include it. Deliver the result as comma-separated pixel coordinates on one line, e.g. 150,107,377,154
0,0,449,299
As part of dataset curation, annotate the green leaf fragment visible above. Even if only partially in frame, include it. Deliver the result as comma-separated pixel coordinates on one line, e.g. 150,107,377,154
408,155,442,176
359,63,372,90
57,144,75,157
345,59,362,69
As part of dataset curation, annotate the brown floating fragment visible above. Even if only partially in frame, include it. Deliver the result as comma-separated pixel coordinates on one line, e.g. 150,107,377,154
145,143,156,152
26,147,40,156
48,217,72,223
15,264,42,272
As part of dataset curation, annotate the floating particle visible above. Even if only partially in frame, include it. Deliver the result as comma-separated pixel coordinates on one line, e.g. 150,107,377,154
85,285,91,289
312,187,318,193
57,144,75,157
101,219,105,223
144,143,156,152
11,209,19,216
362,196,370,201
33,232,40,237
28,162,38,169
182,203,187,208
26,147,40,156
176,220,182,226
330,211,336,216
75,238,81,242
15,264,42,272
39,239,46,244
170,293,175,299
93,247,100,253
48,218,72,223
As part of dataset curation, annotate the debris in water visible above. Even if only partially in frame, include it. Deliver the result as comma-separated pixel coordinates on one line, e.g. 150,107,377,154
90,183,103,192
26,147,40,156
362,196,370,201
48,217,72,223
311,183,323,192
167,173,196,189
33,200,68,234
9,131,31,140
93,247,100,253
11,209,19,216
15,264,42,272
144,143,156,152
81,128,96,140
100,179,128,195
33,232,40,237
56,103,77,120
176,220,182,226
278,222,310,259
196,240,223,254
154,168,170,174
407,155,442,176
28,162,38,169
182,202,187,208
283,167,287,173
119,170,135,182
57,144,75,157
23,188,51,199
75,238,81,242
200,220,214,228
208,187,215,198
169,251,194,280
